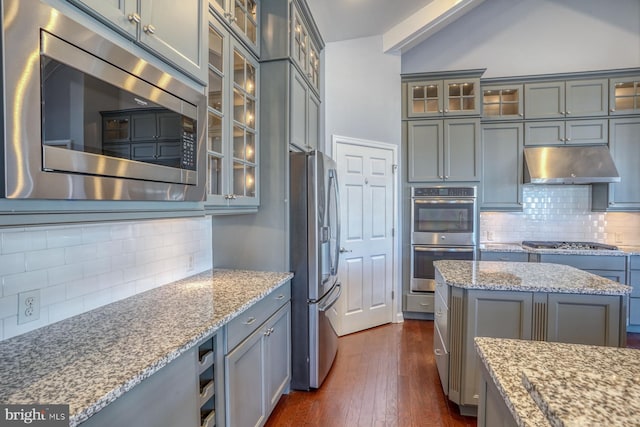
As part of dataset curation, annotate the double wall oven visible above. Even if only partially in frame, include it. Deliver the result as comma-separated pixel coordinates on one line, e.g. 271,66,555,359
410,186,477,292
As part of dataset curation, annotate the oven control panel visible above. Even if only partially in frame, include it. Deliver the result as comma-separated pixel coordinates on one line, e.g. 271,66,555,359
412,187,476,197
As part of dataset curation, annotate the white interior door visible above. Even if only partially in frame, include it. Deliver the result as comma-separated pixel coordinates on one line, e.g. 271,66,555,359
331,137,396,336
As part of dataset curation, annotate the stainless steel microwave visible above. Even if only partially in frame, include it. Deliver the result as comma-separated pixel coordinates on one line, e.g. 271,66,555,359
1,0,206,201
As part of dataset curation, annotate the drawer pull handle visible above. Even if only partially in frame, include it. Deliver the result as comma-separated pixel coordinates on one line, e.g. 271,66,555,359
243,317,256,325
275,294,285,300
419,302,430,307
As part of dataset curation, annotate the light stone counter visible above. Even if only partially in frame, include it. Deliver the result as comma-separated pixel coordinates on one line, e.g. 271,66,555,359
475,337,640,427
434,260,631,295
0,269,293,426
480,242,629,256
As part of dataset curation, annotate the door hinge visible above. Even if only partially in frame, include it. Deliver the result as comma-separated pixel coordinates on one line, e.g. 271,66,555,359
391,227,395,237
392,164,398,173
391,290,395,300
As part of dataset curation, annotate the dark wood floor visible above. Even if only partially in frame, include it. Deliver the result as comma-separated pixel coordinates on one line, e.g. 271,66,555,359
266,320,640,427
266,320,476,427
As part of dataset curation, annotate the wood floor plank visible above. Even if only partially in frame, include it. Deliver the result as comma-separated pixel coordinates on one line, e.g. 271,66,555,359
266,321,640,427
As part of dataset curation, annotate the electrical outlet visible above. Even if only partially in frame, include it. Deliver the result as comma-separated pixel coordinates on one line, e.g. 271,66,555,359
486,231,494,241
187,254,195,271
615,232,623,243
18,289,40,325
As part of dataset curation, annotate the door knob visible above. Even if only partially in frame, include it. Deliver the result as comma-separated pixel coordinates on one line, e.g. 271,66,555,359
339,247,352,253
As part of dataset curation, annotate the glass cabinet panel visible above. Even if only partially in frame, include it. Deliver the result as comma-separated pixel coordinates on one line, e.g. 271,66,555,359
309,44,320,91
482,85,523,119
446,80,478,113
407,81,443,117
207,23,226,198
611,78,640,114
292,12,308,72
234,0,258,45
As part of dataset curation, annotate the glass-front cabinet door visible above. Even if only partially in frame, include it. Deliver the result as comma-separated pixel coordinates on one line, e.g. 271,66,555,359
231,43,258,202
482,84,524,119
407,80,443,118
209,0,259,54
206,12,259,208
610,77,640,115
444,79,480,116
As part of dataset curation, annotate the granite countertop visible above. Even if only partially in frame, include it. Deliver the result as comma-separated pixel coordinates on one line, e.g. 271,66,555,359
0,269,293,426
480,242,631,256
434,260,631,295
475,337,640,427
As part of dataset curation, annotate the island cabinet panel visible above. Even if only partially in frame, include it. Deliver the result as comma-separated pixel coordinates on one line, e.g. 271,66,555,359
477,363,519,427
462,290,533,409
81,346,201,427
547,294,622,347
628,256,640,332
537,254,626,283
479,251,528,262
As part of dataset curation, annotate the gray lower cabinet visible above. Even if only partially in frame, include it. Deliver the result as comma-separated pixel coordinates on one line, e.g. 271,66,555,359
407,118,480,182
225,284,291,427
477,363,518,427
81,345,203,427
438,283,626,415
592,117,640,211
480,123,523,211
479,251,528,262
536,254,626,283
628,256,640,332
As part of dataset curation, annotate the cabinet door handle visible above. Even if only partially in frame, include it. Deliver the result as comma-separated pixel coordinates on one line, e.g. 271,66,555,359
243,316,256,325
143,24,156,35
434,349,443,356
435,310,442,317
128,13,141,24
611,108,616,112
275,294,285,300
566,111,571,115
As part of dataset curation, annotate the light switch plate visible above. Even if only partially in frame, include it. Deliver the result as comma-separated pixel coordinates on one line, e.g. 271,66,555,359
18,289,40,325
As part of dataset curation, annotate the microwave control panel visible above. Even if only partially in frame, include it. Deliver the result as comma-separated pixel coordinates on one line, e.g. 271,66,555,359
181,119,197,171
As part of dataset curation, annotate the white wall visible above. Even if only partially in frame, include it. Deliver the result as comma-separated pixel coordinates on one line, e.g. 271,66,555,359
324,35,402,153
402,0,640,78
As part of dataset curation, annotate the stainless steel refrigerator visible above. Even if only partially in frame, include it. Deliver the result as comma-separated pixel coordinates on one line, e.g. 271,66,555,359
290,151,342,390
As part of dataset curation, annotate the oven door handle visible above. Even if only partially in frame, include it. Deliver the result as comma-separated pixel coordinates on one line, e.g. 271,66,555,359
412,199,475,204
413,246,475,253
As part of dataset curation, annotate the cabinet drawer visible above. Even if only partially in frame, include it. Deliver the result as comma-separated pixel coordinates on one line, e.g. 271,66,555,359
480,251,529,262
434,290,448,345
405,293,435,313
434,322,449,396
538,254,626,271
435,280,449,303
226,283,291,351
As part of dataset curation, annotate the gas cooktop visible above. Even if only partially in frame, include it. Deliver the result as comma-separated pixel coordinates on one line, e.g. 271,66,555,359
521,241,619,251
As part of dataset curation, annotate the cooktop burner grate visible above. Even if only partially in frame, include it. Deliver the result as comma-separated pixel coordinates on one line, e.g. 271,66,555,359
521,241,619,251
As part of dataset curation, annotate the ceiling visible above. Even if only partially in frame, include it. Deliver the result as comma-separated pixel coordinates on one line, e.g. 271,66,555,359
305,0,486,53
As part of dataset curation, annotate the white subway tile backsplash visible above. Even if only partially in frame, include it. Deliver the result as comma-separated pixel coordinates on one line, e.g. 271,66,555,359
25,248,66,272
0,216,212,341
481,185,640,245
3,270,48,296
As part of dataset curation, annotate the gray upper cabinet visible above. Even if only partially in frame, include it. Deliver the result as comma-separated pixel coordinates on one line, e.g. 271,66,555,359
610,76,640,115
481,84,523,120
480,123,523,211
71,0,207,83
209,0,259,55
407,78,481,118
290,66,319,152
407,118,480,182
524,79,608,119
524,119,608,145
592,117,640,211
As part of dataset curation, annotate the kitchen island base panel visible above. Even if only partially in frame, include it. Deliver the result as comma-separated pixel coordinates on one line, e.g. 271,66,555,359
477,362,519,427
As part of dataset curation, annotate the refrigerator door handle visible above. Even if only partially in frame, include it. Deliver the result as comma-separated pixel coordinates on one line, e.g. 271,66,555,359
318,283,342,312
329,168,341,276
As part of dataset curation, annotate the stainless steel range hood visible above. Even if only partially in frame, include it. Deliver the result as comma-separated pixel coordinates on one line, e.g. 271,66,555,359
523,145,621,184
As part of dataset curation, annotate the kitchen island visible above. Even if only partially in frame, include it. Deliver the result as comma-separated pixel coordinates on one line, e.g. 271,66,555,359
0,269,293,426
433,260,631,416
475,337,640,427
